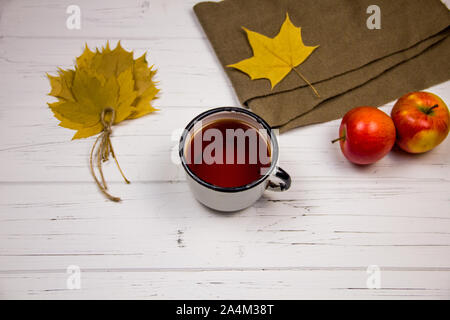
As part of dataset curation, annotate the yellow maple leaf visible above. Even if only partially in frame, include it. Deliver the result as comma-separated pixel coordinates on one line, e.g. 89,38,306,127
47,42,158,140
47,68,76,102
76,42,159,117
129,53,159,119
84,42,134,78
228,13,319,95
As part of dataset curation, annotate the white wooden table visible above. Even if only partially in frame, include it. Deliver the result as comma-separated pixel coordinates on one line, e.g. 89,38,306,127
0,0,449,299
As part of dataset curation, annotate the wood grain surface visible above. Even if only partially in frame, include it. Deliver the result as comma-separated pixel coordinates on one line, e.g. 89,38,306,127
0,0,449,299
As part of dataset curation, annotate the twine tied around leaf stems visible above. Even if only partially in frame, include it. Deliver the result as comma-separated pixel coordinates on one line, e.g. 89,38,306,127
89,107,130,202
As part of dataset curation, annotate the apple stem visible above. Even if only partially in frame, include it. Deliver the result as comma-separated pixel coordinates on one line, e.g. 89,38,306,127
331,136,345,144
426,104,439,114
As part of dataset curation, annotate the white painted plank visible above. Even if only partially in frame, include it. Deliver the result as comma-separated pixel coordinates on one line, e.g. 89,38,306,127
0,182,448,272
1,270,449,299
0,105,449,182
0,0,203,39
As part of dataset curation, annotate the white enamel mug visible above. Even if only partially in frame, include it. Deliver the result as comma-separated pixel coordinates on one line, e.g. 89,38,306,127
179,107,291,212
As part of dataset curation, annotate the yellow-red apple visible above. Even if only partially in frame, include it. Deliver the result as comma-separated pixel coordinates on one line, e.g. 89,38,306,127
391,92,449,153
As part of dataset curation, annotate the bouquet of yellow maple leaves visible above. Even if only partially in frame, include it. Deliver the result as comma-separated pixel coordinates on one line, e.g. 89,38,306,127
47,42,159,201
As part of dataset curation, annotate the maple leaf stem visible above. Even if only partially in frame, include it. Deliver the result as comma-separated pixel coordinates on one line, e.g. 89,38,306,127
89,132,121,202
97,136,108,190
88,107,130,202
292,67,320,98
109,139,131,184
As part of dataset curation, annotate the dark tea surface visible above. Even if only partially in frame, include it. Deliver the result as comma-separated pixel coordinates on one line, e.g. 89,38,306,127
185,119,271,188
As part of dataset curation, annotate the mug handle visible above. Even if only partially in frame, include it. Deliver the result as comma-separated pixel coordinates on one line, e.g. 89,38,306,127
266,166,291,192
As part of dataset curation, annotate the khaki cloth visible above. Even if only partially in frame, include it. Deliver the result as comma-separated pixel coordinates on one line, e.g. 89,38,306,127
194,0,450,132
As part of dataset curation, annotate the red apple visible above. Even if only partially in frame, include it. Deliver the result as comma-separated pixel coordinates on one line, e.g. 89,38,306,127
391,91,449,153
333,106,396,165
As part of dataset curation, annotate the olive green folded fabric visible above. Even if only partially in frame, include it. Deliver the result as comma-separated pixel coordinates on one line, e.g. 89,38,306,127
194,0,450,131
